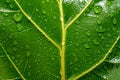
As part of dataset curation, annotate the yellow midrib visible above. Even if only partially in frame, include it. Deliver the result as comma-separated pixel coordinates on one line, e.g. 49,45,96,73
6,0,119,80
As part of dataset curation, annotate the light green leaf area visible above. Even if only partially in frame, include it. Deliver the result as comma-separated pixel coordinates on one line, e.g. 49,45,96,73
0,0,120,80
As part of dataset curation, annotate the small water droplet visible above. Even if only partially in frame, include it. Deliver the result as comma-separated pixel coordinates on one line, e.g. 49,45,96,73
84,44,90,49
3,13,9,17
113,18,117,24
35,8,39,12
93,39,99,46
106,1,112,7
9,3,14,8
42,10,46,14
6,0,11,3
97,18,102,24
13,40,17,45
53,16,57,20
17,24,23,32
46,0,49,2
94,6,102,14
14,12,23,22
96,26,106,33
86,31,91,37
107,33,112,38
26,51,31,57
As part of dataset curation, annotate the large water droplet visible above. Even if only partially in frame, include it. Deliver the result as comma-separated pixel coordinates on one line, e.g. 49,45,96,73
113,18,117,25
14,12,23,22
94,6,102,14
17,24,23,32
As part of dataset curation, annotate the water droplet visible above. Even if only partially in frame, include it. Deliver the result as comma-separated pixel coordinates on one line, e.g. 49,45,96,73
42,10,46,14
35,8,39,12
113,18,117,24
17,24,23,32
13,40,17,45
97,18,102,24
6,0,11,3
3,13,9,17
94,6,102,14
93,39,99,46
53,16,57,20
46,0,49,2
26,51,31,57
107,33,112,38
106,1,112,7
9,3,14,8
96,26,106,33
84,44,90,49
75,43,79,47
14,12,23,22
86,31,91,37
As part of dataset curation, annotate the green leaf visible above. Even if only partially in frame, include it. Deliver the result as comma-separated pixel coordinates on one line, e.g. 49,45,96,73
0,0,120,80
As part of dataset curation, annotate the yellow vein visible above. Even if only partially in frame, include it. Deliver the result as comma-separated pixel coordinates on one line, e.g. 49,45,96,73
56,0,59,4
0,43,26,80
59,0,66,80
14,0,61,50
72,36,120,80
65,0,92,30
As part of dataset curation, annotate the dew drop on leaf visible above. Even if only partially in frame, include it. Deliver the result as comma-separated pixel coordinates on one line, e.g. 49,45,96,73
46,0,49,3
97,18,102,24
26,51,31,57
6,0,11,3
3,13,9,17
93,39,99,46
106,1,112,7
96,26,106,33
42,10,46,15
84,44,90,49
9,3,14,8
17,24,23,32
35,8,39,12
86,31,91,37
94,6,102,14
112,18,117,25
14,12,23,22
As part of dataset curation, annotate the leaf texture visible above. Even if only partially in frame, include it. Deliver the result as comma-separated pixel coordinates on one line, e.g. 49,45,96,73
0,0,120,80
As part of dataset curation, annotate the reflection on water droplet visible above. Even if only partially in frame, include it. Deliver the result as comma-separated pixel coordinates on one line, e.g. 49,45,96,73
17,24,23,32
113,18,117,24
84,44,90,49
14,12,23,22
110,58,120,63
94,6,102,14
